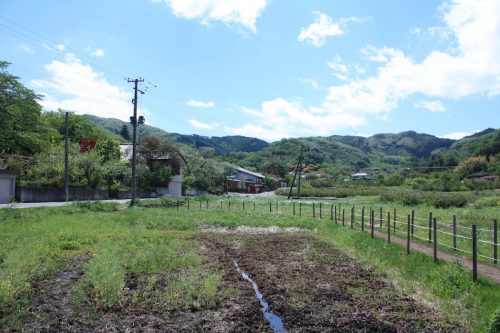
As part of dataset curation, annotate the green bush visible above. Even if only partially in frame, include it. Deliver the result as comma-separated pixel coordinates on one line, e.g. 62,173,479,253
380,190,474,208
473,197,499,209
489,309,500,333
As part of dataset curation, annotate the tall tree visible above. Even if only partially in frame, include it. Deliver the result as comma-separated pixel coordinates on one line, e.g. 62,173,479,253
119,124,130,141
0,61,46,154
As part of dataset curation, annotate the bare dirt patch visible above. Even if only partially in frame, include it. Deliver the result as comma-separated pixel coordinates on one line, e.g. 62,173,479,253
24,252,93,333
201,233,468,333
21,234,467,332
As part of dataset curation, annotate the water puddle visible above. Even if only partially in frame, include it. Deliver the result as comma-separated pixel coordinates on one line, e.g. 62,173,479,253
233,260,287,333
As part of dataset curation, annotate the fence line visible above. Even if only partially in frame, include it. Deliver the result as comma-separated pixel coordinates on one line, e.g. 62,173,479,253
183,198,498,281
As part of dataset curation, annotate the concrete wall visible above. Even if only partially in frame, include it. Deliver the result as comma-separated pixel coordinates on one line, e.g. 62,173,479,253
16,186,110,203
168,175,182,197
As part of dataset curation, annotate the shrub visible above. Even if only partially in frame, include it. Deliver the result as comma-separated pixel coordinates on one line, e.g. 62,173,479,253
380,190,474,208
489,309,500,333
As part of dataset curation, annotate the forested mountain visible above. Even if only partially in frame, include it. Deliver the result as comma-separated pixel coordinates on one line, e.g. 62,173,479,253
84,112,499,176
83,115,269,155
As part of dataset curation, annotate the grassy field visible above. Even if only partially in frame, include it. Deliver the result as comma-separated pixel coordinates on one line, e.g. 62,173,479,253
0,200,499,332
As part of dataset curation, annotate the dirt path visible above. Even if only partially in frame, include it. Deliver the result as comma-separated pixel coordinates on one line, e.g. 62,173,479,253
202,233,466,332
373,230,500,284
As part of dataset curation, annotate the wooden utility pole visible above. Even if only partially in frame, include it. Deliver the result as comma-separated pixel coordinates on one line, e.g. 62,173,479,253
288,145,304,200
64,111,69,202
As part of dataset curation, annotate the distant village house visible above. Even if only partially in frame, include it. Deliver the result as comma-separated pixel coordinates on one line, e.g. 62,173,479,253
120,143,182,197
351,172,372,181
226,167,265,194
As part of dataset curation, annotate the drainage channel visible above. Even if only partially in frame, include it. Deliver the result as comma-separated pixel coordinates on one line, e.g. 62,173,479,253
233,260,287,333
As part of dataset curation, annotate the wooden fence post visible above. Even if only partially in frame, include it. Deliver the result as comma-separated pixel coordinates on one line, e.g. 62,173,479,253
433,218,438,263
472,224,477,282
330,205,333,221
411,209,415,238
270,201,272,212
206,199,208,210
220,201,223,209
342,209,345,226
199,200,202,209
319,203,322,219
334,205,337,224
387,212,391,243
371,210,374,239
393,208,397,234
361,207,365,231
493,219,497,264
350,206,354,229
313,203,316,218
407,214,411,255
187,198,190,210
299,202,302,216
293,202,296,216
428,212,433,243
379,207,383,228
229,201,231,210
176,200,179,211
452,215,457,251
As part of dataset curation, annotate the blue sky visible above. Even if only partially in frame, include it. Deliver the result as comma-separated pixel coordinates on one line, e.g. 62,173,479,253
1,0,499,142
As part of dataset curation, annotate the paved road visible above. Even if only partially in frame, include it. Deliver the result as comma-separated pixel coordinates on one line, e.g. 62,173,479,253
0,199,131,209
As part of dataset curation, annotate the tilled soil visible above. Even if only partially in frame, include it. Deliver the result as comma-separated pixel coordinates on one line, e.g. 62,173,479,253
21,233,467,332
201,233,467,333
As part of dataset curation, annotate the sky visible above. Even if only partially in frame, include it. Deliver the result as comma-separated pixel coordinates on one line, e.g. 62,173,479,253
1,0,499,142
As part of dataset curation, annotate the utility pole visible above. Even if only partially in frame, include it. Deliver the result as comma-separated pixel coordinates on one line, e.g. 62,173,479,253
128,78,145,207
287,145,304,200
64,111,69,202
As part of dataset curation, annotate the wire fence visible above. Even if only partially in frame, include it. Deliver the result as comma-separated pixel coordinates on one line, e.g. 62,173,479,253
178,198,498,282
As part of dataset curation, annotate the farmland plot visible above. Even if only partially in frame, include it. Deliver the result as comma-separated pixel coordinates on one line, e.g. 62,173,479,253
20,234,464,332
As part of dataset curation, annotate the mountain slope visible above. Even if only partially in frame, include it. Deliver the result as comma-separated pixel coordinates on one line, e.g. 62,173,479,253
84,114,497,175
83,114,269,155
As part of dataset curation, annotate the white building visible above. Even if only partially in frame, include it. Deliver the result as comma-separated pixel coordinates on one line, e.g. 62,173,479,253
120,143,182,197
351,172,372,181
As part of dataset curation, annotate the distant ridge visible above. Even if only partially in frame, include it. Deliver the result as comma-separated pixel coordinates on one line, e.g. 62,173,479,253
83,114,498,173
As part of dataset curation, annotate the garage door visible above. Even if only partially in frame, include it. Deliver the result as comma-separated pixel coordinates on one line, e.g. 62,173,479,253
0,178,13,203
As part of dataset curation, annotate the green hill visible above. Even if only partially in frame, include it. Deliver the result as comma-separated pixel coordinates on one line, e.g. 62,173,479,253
84,114,498,176
83,114,269,155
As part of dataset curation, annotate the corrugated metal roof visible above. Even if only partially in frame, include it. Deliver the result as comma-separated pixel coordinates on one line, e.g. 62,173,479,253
237,167,264,178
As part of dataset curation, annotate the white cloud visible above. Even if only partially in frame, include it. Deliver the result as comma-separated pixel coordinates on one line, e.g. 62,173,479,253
361,45,400,62
300,78,320,90
298,12,363,47
56,44,65,51
90,49,104,57
324,0,500,119
187,100,215,108
226,98,365,141
414,100,446,112
327,55,349,80
20,44,35,54
439,131,471,140
229,0,500,141
31,53,134,121
154,0,268,33
189,119,219,129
